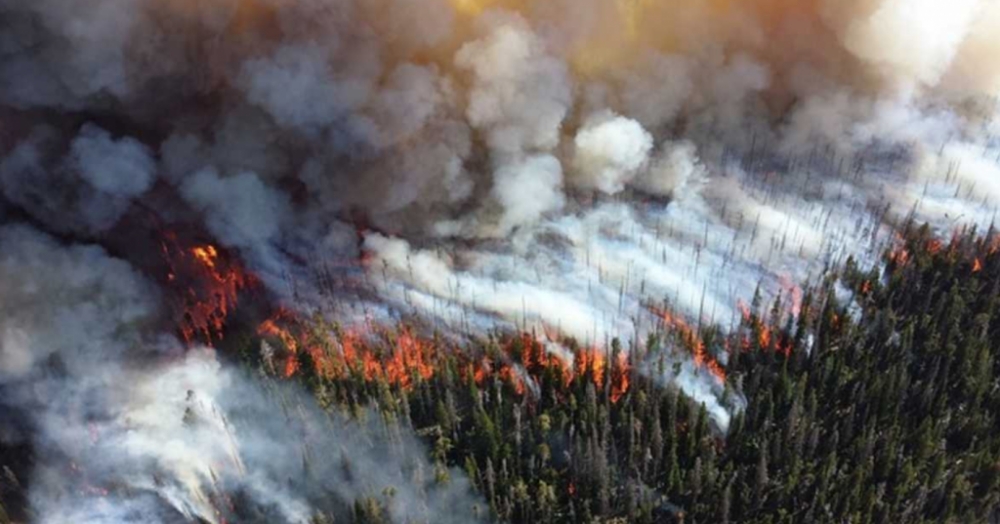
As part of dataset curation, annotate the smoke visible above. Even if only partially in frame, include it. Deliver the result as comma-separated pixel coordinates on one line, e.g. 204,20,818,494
0,225,159,379
36,348,484,524
456,13,571,156
72,125,156,197
0,225,485,523
490,154,566,234
5,0,1000,518
571,112,653,194
0,124,156,235
827,0,984,90
241,43,376,132
633,140,707,198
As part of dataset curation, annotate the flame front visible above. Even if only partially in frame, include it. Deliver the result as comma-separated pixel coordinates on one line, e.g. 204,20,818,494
258,312,634,402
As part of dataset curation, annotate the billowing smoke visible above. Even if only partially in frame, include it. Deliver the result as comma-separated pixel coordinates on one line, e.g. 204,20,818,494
572,112,653,194
4,0,1000,520
0,125,157,235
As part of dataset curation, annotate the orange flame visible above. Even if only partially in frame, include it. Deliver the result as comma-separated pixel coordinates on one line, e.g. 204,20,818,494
256,310,309,377
652,307,726,384
887,232,910,268
889,247,910,267
191,245,218,269
973,258,983,273
283,355,300,378
258,311,632,402
576,348,606,387
927,239,943,255
258,311,446,390
610,351,630,403
758,325,772,349
162,233,253,345
735,301,794,361
180,244,249,344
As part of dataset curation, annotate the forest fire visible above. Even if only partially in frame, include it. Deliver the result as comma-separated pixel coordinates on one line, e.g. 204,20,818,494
191,245,219,269
160,232,255,345
889,230,987,272
736,305,796,359
8,0,1000,519
888,232,911,268
758,325,771,349
888,246,910,267
610,358,630,403
254,308,635,403
155,222,747,413
161,227,724,405
651,307,727,384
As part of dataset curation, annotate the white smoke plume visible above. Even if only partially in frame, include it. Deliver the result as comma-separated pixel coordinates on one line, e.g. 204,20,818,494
572,112,653,194
5,0,1000,518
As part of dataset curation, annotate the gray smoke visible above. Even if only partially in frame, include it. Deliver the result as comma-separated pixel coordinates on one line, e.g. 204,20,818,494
0,124,156,235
